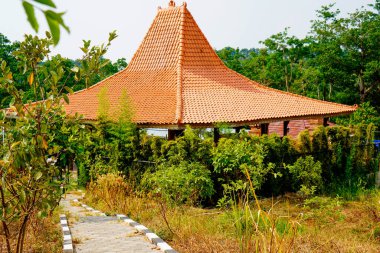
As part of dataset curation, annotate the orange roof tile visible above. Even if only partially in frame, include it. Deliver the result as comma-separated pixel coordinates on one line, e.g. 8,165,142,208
63,2,357,127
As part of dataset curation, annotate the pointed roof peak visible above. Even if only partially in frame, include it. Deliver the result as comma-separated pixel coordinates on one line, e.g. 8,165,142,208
159,1,187,11
168,1,176,7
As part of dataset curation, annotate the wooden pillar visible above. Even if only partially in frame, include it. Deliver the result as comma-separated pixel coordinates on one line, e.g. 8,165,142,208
260,123,269,136
283,121,289,137
234,126,243,133
214,128,220,144
323,117,329,127
168,129,184,140
136,128,140,143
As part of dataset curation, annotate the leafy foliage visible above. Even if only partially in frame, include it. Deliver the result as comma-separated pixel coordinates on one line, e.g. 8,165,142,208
0,31,119,252
74,31,118,88
213,138,274,190
142,162,214,205
349,102,380,126
0,33,83,253
287,156,322,196
0,33,128,109
21,0,69,45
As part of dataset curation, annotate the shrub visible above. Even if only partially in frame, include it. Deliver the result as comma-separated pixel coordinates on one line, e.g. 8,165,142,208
86,173,132,211
298,130,312,153
256,134,297,195
327,126,351,178
77,161,90,187
287,156,322,195
160,126,213,166
142,162,214,205
213,138,273,190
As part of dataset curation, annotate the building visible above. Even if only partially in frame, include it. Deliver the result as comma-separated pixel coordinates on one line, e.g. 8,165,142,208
63,1,356,141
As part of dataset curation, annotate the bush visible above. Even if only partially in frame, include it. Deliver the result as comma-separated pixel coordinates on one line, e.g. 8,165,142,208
213,138,273,190
77,161,89,187
142,162,214,205
287,156,322,195
86,173,132,211
81,124,379,203
256,134,297,196
160,126,213,166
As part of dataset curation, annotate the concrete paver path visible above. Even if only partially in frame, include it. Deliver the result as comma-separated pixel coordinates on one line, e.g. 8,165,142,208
61,193,159,253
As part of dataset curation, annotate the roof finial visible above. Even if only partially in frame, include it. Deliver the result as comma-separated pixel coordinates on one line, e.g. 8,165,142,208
169,0,176,7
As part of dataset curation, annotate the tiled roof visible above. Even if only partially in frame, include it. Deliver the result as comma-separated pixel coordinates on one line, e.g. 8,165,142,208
63,1,357,127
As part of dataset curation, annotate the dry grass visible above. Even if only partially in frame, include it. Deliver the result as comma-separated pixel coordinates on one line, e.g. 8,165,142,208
84,187,380,253
0,208,63,253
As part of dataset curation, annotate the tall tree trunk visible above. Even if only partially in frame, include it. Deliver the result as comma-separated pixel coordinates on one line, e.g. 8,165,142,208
1,221,12,253
0,184,12,253
358,74,366,103
284,64,289,92
16,215,29,253
329,83,332,100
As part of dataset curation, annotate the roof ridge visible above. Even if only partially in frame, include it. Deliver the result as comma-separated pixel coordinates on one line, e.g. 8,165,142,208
182,5,226,68
175,3,186,124
127,5,167,70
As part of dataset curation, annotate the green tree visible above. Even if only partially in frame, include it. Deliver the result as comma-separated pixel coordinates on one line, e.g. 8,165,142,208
0,33,126,108
0,33,83,253
261,29,308,92
215,1,380,112
339,4,380,103
0,30,118,252
0,34,21,108
349,102,380,125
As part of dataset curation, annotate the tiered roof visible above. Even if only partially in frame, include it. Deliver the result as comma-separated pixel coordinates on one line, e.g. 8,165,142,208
64,1,356,128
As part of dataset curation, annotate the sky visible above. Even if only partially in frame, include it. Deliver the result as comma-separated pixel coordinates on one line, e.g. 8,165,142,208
0,0,375,62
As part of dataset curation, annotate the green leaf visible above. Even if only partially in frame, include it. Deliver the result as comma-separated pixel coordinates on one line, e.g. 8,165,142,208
23,1,39,32
64,86,74,94
100,59,110,68
28,72,34,85
50,70,58,84
45,12,60,45
44,10,70,45
45,10,70,32
20,190,26,203
34,171,43,181
63,93,70,104
33,0,56,8
11,141,21,150
108,30,118,42
71,66,79,73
